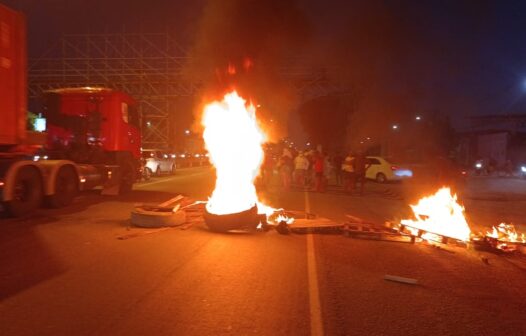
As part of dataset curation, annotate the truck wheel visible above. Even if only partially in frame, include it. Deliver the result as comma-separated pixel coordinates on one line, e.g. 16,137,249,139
5,166,43,217
119,160,135,193
47,166,78,208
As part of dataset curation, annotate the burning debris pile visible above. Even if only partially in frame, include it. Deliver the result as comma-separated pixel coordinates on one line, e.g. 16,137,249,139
389,187,526,253
478,223,526,252
398,187,471,243
131,90,525,248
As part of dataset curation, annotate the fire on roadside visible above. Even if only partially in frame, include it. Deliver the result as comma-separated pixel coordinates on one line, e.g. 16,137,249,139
485,223,526,250
400,187,472,242
397,187,526,252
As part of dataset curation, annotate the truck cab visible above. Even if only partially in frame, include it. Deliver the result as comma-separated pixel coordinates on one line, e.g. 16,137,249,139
42,87,141,164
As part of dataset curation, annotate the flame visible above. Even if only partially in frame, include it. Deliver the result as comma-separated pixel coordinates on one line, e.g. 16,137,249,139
486,223,526,244
202,91,269,215
401,187,472,242
275,214,294,225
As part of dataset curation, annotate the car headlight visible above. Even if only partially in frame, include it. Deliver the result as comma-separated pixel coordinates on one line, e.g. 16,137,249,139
475,163,482,169
521,166,526,173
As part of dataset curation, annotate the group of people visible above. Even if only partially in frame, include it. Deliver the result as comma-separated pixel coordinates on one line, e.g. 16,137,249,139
261,148,370,195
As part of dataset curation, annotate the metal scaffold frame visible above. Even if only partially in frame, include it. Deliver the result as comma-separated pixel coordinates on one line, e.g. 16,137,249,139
28,31,199,149
28,32,350,149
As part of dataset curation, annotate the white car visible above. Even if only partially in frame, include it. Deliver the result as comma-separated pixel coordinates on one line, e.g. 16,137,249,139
142,150,176,176
365,156,413,183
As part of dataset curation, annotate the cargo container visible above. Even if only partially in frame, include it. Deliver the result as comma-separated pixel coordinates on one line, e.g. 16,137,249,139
0,4,142,217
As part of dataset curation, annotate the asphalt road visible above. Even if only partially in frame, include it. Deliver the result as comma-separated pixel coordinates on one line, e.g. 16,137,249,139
1,167,525,335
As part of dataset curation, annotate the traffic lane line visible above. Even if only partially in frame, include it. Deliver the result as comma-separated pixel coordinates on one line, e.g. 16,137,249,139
136,169,211,188
305,191,324,336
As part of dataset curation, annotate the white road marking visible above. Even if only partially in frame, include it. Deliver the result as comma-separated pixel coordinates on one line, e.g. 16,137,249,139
136,169,210,188
305,191,324,336
136,176,180,188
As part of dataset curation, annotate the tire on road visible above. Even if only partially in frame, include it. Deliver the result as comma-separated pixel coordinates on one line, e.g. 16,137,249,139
4,166,43,217
131,207,186,228
47,166,78,208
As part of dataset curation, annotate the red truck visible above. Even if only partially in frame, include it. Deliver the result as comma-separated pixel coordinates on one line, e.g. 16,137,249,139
0,4,142,217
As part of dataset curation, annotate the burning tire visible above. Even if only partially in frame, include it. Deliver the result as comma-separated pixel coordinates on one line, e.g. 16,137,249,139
204,205,260,232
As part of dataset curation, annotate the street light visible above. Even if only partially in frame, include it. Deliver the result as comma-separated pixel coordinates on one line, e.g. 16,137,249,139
146,121,152,127
185,129,190,135
415,115,421,121
392,124,399,130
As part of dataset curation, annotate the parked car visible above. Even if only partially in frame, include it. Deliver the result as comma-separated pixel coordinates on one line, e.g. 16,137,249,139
365,156,413,183
141,150,176,176
518,163,526,179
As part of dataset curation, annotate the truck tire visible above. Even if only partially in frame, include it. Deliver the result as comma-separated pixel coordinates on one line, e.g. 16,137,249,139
4,166,43,217
47,166,78,208
119,159,135,193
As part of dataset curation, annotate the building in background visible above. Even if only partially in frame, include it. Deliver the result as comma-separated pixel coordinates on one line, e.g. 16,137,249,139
458,114,526,167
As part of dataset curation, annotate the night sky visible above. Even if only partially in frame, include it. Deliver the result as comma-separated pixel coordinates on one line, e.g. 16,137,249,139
5,0,526,129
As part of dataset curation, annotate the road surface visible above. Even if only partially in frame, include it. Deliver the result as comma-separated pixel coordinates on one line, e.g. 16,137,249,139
1,167,525,335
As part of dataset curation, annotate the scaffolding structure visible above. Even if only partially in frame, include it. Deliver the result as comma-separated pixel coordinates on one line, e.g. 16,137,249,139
28,32,349,149
29,32,198,149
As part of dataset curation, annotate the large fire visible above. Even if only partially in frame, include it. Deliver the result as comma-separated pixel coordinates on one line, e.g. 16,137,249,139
401,187,472,242
202,91,267,216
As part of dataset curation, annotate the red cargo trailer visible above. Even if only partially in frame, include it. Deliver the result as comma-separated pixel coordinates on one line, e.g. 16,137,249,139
0,3,26,146
0,5,142,217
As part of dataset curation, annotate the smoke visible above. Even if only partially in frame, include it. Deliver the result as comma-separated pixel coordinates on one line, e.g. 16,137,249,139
295,0,470,151
184,0,311,141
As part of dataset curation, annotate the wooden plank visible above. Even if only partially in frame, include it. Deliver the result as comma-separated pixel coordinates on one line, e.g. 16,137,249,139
384,274,418,285
158,195,184,207
288,218,343,229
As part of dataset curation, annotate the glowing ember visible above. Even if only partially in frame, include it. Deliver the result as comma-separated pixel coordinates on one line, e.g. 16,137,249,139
202,91,270,216
401,187,472,242
486,223,526,244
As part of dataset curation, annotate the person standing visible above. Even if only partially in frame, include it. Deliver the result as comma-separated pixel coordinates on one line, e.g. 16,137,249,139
294,151,309,187
278,154,293,191
333,153,343,186
341,153,355,193
353,151,370,196
324,155,333,187
261,153,275,189
314,152,325,192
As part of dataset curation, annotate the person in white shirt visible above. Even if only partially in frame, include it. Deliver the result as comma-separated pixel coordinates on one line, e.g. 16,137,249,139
294,152,309,187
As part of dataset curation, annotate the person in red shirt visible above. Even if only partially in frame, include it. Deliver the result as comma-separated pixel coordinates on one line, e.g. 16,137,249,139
313,151,325,192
